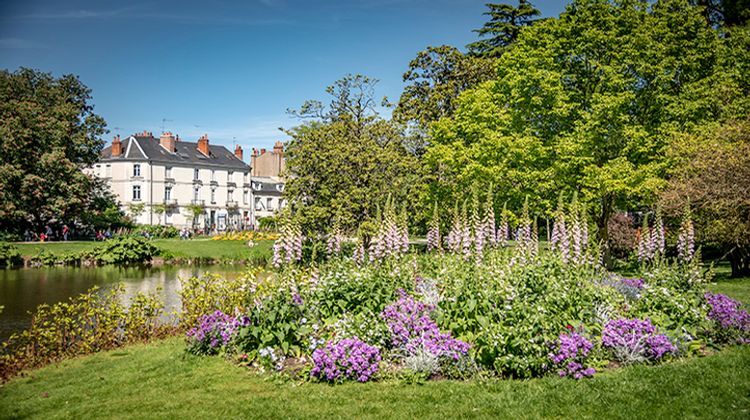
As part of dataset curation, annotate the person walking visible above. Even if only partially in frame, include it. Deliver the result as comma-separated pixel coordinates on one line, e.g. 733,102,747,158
62,225,70,241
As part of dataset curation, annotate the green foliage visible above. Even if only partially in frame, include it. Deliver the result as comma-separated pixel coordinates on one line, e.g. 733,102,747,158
466,0,541,57
138,225,180,239
0,68,107,233
284,74,421,234
0,241,22,267
179,273,254,331
0,285,167,381
427,0,750,242
85,236,159,265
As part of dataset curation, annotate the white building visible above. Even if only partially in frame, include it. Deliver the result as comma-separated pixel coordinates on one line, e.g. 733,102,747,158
93,131,254,230
251,176,286,222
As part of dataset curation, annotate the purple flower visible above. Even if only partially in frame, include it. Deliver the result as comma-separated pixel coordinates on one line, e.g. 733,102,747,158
549,331,595,379
602,318,676,363
705,292,750,342
311,338,381,382
381,291,470,361
186,310,247,355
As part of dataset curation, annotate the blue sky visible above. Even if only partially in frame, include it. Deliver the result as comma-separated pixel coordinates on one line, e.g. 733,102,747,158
0,0,567,152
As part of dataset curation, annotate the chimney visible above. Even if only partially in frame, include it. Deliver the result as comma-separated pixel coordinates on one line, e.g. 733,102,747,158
260,148,267,155
234,144,243,161
252,147,259,157
111,135,122,157
160,131,176,152
273,141,284,154
197,134,210,156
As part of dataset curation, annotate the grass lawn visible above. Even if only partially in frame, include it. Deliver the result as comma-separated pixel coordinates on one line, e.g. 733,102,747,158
1,338,748,419
13,239,273,262
1,278,749,419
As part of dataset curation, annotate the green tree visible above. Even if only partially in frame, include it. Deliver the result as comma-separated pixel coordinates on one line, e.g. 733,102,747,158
0,68,107,232
467,1,541,57
661,118,750,277
427,0,750,247
284,75,420,235
394,45,495,153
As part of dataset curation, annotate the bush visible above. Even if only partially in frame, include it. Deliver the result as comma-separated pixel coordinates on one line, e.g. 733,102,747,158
601,318,677,363
86,236,160,265
704,292,750,344
607,213,637,258
137,225,180,239
0,285,167,381
186,310,250,355
0,242,22,268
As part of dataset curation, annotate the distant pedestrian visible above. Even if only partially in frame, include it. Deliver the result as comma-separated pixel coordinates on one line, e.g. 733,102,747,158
23,229,32,242
62,225,70,241
45,225,53,241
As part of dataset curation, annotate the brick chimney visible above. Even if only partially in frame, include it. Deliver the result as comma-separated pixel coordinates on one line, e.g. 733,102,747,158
273,141,284,154
111,135,122,157
197,134,210,156
234,144,243,161
160,132,176,152
260,148,267,155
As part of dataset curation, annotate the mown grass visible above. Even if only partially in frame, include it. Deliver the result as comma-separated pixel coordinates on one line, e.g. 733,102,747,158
1,338,748,419
14,239,273,263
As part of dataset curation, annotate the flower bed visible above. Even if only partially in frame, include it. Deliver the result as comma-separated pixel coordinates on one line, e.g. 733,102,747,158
182,244,747,383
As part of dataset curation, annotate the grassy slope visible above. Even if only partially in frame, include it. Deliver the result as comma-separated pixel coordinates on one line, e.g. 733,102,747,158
1,338,748,419
2,279,749,419
14,239,273,262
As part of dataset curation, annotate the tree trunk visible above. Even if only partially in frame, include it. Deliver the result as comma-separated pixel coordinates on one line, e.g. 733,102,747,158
728,247,750,278
595,194,615,268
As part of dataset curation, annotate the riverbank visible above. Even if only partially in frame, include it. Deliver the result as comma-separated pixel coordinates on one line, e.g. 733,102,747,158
12,239,273,267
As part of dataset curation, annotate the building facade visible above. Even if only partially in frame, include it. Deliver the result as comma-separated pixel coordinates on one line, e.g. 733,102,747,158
93,131,253,230
249,141,287,225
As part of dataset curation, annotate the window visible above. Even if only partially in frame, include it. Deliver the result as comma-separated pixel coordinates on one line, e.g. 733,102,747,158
193,187,200,200
243,172,248,182
194,168,199,180
228,171,234,182
165,186,172,201
255,197,262,210
132,185,141,201
211,170,216,181
105,164,111,177
211,188,216,204
243,190,249,205
266,197,273,211
279,199,285,209
133,164,141,177
165,166,172,178
228,189,234,202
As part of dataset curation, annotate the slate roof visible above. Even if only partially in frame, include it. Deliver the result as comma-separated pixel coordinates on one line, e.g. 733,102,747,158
101,135,250,170
250,176,284,195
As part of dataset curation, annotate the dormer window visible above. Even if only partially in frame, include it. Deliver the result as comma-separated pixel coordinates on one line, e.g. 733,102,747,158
133,164,141,177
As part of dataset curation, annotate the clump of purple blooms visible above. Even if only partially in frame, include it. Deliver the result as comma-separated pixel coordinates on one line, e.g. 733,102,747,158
549,331,596,379
601,318,677,363
603,274,645,301
186,310,250,355
381,291,470,361
704,292,750,343
310,337,381,382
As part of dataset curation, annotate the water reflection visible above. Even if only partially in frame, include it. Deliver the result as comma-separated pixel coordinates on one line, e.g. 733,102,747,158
0,265,248,341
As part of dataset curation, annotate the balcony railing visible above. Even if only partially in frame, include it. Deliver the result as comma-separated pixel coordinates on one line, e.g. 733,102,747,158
165,177,175,184
163,199,178,207
226,200,239,208
191,199,205,205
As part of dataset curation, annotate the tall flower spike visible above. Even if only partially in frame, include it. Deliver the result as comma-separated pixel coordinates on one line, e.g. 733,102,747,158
677,202,695,263
427,202,441,252
484,184,497,248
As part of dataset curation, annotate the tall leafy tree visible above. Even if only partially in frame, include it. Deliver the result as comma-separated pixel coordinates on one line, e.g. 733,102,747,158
0,68,107,232
467,0,541,57
394,45,495,152
692,0,750,27
661,118,750,277
427,0,750,248
283,75,419,235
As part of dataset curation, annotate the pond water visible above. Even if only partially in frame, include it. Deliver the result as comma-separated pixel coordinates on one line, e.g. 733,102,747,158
0,265,250,342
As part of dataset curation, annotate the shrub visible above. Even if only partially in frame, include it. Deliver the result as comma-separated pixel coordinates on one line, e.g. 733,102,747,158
549,331,596,379
704,292,750,344
87,236,160,265
310,337,381,382
179,273,253,331
0,285,167,381
601,318,677,363
138,225,180,239
607,212,637,258
0,242,23,267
